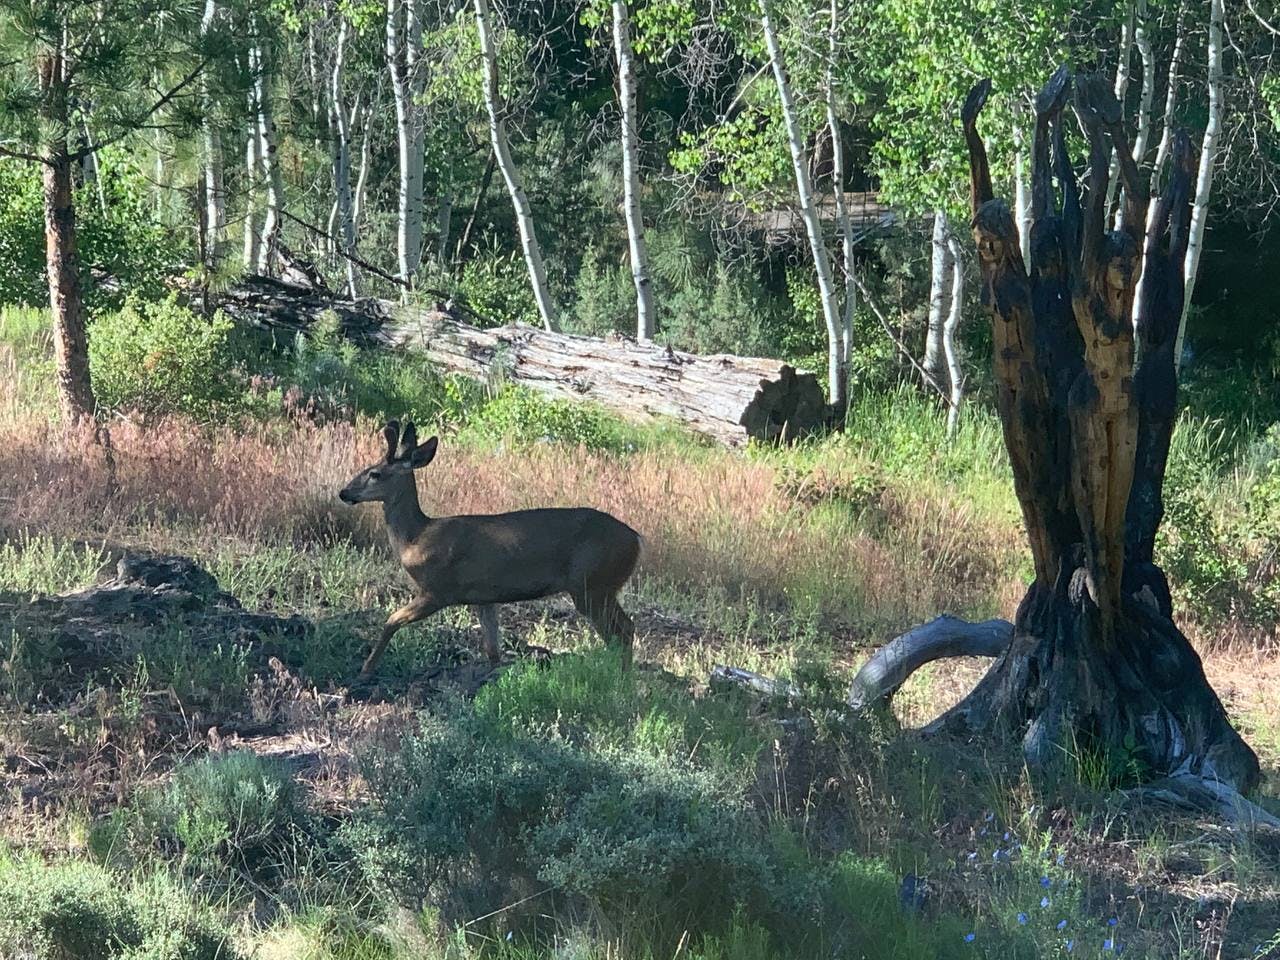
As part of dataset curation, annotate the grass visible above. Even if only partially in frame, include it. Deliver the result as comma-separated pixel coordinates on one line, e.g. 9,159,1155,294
1,305,1280,959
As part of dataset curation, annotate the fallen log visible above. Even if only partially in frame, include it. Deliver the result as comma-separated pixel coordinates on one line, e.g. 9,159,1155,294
215,276,829,447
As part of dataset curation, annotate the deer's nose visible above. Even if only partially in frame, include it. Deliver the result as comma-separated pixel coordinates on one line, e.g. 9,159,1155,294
338,489,356,504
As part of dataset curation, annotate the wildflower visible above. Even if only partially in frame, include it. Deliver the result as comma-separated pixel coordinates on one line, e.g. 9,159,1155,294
1041,897,1051,909
1104,938,1115,951
985,812,995,822
967,851,977,862
1057,920,1068,931
1108,917,1118,927
1003,831,1011,841
964,932,976,943
1056,853,1066,866
1017,913,1028,925
1065,940,1074,953
1041,876,1052,887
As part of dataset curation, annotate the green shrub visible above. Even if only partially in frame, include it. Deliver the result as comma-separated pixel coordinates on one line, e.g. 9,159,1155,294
340,657,783,938
458,248,541,328
567,243,633,338
459,386,640,451
102,751,309,889
89,294,239,419
0,155,173,311
0,856,235,960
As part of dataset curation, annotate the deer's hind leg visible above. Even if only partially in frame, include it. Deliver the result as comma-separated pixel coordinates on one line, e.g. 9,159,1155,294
572,587,635,670
472,604,502,663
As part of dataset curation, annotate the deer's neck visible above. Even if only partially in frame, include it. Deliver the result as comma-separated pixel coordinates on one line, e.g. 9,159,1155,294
382,479,429,551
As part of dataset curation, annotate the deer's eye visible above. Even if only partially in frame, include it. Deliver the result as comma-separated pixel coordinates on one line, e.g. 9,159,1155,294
369,471,383,481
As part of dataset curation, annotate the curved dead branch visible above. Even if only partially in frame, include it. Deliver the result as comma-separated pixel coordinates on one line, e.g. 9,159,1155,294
846,615,1012,711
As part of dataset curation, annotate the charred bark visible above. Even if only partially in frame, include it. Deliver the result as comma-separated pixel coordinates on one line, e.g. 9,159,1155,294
855,67,1260,802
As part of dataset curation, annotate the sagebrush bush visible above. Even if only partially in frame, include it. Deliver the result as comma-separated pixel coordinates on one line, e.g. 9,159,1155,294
0,856,235,960
89,294,239,420
101,751,311,889
341,656,789,938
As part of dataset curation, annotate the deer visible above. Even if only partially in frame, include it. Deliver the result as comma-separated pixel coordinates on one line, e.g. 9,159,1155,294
338,420,642,676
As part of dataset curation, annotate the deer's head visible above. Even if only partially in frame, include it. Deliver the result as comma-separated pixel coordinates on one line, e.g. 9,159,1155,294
338,420,438,504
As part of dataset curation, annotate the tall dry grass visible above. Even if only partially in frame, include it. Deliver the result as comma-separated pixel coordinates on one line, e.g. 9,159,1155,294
0,414,1022,634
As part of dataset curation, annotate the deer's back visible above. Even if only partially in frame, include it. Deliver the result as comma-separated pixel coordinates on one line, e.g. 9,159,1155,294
400,507,640,604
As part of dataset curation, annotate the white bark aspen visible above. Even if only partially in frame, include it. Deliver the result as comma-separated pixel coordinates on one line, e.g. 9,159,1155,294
200,0,225,266
387,0,426,290
242,48,262,272
1134,0,1183,325
353,97,375,232
924,210,950,382
825,0,854,403
1176,0,1224,369
1131,0,1154,167
251,29,284,276
474,0,559,330
1115,0,1156,231
758,0,843,408
612,0,656,341
943,232,965,437
1105,0,1137,216
80,120,108,216
1149,0,1187,194
331,17,358,297
1014,128,1031,268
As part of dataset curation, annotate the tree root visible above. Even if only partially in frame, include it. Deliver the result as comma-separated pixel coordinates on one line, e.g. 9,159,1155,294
846,615,1012,711
1122,773,1280,830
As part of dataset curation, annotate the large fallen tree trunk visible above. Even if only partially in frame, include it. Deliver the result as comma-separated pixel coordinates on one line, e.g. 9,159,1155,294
215,277,828,447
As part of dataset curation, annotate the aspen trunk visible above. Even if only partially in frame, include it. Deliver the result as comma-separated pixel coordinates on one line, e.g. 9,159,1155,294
758,0,843,410
474,0,559,331
1176,0,1223,369
330,18,358,297
611,0,655,341
200,0,226,268
353,97,375,232
825,0,854,401
942,231,965,436
1014,128,1031,268
243,50,261,274
252,33,284,276
924,211,949,382
387,0,426,289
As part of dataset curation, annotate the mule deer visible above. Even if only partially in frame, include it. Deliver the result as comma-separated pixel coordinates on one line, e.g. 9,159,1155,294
338,421,641,675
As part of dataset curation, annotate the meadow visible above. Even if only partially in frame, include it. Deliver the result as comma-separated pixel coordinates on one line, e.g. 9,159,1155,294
2,302,1279,960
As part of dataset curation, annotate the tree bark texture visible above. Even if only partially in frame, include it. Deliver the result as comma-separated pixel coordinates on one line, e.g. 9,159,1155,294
612,0,655,342
215,277,827,447
897,67,1262,795
759,0,844,411
38,48,94,422
474,0,559,331
1176,0,1223,369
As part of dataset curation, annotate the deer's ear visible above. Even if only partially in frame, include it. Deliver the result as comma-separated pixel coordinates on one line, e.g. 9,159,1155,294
396,421,419,460
409,435,439,470
382,421,401,461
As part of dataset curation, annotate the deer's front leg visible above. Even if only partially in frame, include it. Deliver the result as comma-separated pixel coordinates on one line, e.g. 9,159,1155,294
363,596,443,676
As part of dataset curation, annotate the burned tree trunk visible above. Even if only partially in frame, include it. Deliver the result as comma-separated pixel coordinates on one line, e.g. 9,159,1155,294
854,67,1260,802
